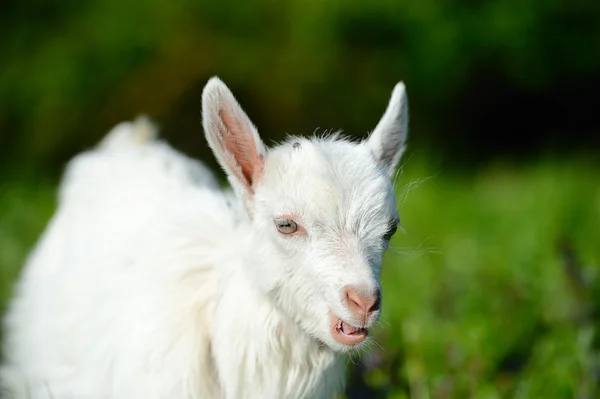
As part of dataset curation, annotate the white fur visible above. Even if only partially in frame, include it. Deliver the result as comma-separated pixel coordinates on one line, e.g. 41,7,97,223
1,78,409,399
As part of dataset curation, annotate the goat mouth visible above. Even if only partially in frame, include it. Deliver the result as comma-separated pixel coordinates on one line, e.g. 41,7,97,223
329,313,368,346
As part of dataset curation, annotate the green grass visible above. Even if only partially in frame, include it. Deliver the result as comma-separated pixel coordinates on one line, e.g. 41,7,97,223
366,158,600,398
1,157,599,398
0,178,57,309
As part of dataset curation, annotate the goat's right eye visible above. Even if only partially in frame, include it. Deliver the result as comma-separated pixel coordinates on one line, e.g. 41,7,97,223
274,218,298,235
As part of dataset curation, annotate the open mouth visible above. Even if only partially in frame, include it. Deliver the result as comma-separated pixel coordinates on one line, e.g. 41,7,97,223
329,313,368,345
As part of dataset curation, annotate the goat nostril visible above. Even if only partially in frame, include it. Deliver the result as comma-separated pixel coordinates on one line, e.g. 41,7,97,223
345,288,363,311
345,287,381,315
369,291,382,312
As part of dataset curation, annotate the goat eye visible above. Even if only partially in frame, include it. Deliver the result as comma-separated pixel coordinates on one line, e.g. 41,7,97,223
274,218,298,235
383,224,398,241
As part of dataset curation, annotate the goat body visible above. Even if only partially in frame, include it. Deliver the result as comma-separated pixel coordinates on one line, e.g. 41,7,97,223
1,78,409,398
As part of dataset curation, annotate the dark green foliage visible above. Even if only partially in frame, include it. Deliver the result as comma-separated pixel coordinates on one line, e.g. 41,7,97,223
1,0,599,173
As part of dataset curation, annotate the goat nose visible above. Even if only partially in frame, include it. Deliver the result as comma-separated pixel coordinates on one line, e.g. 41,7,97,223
344,287,381,318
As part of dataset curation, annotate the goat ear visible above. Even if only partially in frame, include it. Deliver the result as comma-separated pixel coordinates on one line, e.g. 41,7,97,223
367,82,409,176
202,77,266,195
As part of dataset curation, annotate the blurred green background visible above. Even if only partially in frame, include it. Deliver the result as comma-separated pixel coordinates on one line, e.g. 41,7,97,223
1,0,600,398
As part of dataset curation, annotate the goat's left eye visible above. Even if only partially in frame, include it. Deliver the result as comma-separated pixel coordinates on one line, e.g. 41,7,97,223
383,224,398,241
274,218,298,235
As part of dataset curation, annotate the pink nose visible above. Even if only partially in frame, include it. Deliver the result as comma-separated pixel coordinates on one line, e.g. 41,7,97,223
344,287,381,319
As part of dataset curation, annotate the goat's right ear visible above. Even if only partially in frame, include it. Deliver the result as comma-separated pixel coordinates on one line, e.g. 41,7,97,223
202,77,266,197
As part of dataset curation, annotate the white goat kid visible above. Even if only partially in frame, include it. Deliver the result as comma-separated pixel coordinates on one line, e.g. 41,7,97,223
1,77,409,399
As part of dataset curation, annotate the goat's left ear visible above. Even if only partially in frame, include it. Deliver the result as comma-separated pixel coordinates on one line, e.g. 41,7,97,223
367,82,409,176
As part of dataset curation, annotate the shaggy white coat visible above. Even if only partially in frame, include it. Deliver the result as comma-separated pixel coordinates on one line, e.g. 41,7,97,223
1,77,409,399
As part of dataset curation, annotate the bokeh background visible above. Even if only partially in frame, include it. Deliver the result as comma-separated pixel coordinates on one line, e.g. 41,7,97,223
1,0,600,398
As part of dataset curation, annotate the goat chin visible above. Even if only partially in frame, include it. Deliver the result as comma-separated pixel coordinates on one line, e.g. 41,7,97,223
1,77,409,399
